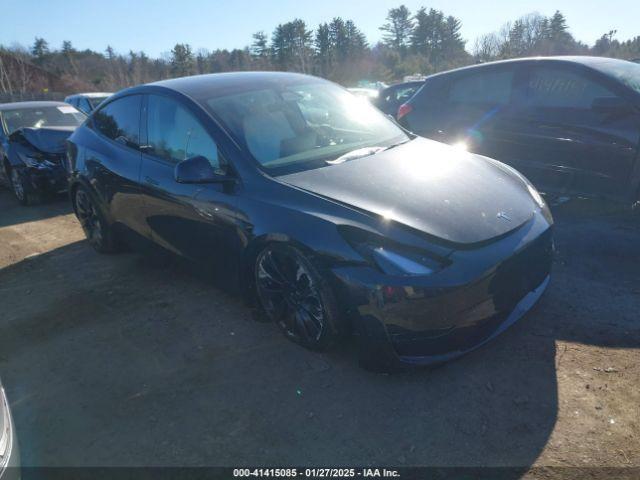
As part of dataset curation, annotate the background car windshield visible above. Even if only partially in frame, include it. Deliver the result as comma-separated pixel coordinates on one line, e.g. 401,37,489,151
205,82,408,174
2,105,85,134
89,96,110,108
591,59,640,94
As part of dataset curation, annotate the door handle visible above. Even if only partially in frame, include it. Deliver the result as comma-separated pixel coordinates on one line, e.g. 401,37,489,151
144,175,160,186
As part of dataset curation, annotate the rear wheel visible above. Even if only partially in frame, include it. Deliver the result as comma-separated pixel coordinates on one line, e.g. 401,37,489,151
74,186,119,253
255,244,344,351
10,167,41,206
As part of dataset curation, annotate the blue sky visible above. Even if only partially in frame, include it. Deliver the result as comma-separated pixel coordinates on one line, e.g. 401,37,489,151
1,0,638,57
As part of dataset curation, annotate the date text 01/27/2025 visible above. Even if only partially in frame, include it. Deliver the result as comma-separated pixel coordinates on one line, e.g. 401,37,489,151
232,468,401,478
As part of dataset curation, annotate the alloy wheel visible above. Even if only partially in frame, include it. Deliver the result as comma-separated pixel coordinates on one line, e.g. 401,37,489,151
256,247,326,345
10,169,25,202
75,190,104,248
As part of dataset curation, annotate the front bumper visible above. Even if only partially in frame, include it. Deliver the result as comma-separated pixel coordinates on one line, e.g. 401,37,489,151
332,212,553,371
0,386,20,480
23,163,68,194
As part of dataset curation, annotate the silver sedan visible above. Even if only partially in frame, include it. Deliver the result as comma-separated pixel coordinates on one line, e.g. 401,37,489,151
0,379,19,480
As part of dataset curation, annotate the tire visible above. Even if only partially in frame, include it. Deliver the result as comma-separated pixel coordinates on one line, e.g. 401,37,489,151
10,167,41,206
254,243,345,351
74,186,120,254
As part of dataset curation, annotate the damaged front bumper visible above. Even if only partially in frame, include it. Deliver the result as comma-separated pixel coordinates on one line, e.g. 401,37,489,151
20,160,68,195
332,213,553,371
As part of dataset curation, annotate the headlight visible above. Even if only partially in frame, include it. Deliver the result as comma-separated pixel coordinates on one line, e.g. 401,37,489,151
527,183,546,209
22,151,58,169
338,225,447,276
22,152,45,167
370,246,439,275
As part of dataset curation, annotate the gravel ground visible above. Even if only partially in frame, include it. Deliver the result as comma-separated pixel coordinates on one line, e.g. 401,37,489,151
0,188,638,476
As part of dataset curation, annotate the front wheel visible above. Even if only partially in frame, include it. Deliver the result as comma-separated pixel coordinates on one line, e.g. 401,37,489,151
10,168,41,206
74,186,119,254
255,244,344,351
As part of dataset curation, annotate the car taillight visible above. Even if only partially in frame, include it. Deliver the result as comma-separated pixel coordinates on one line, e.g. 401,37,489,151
397,102,412,120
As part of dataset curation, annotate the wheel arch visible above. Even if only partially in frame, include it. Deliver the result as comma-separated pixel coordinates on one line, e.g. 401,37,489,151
240,233,318,305
69,177,115,225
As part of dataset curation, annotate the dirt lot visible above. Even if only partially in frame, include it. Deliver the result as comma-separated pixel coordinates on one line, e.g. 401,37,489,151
0,188,638,474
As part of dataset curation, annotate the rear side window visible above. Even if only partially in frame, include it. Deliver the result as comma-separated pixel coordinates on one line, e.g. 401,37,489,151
146,94,220,169
527,67,616,109
92,95,141,149
448,70,514,106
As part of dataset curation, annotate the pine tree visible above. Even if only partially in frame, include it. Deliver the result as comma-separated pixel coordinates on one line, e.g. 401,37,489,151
380,5,413,55
31,37,49,60
251,32,269,58
170,43,195,77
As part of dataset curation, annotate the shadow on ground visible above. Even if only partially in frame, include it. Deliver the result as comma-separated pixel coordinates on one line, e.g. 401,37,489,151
0,189,72,229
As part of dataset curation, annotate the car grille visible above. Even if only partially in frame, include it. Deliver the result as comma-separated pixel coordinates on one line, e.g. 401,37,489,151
389,228,553,357
489,228,553,312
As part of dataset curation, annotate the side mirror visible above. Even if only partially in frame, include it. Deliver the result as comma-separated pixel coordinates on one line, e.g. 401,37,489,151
174,155,233,184
591,96,634,115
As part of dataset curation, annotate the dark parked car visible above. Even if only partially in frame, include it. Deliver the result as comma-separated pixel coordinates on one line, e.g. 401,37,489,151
0,101,86,205
0,377,20,480
64,92,112,115
67,72,553,370
374,81,424,115
398,57,640,203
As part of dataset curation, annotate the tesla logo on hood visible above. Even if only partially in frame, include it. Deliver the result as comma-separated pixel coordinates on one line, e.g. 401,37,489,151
497,211,512,222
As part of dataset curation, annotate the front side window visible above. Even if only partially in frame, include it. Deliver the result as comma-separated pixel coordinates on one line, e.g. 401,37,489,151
448,69,514,106
92,95,141,148
204,80,408,175
146,94,220,169
89,96,110,109
526,67,616,109
2,105,85,135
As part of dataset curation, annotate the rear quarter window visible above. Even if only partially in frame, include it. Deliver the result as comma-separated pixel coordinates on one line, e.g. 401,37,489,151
92,95,142,149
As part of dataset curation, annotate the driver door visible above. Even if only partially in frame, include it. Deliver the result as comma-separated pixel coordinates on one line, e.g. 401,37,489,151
139,93,236,266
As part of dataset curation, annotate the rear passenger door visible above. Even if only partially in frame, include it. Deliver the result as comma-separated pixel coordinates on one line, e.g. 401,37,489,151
87,94,149,237
511,63,640,198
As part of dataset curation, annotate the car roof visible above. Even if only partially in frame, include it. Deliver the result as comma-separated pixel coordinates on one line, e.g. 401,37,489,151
385,81,424,89
425,55,636,79
67,92,113,98
0,101,69,111
143,71,326,100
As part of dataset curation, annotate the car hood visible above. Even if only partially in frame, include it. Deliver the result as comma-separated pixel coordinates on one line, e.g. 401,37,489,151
279,137,537,246
14,126,76,154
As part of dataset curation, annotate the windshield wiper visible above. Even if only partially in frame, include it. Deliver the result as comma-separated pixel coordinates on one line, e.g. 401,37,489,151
325,138,413,166
382,138,413,151
326,146,385,165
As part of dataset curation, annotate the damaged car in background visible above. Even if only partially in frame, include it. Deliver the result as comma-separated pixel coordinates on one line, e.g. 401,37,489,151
0,101,86,205
64,92,113,115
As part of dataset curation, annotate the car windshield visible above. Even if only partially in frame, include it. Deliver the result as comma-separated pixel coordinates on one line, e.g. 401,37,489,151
204,81,409,175
2,105,85,134
89,96,110,108
590,59,640,95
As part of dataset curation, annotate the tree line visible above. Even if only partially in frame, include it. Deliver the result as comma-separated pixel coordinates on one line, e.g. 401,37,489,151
1,5,639,98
